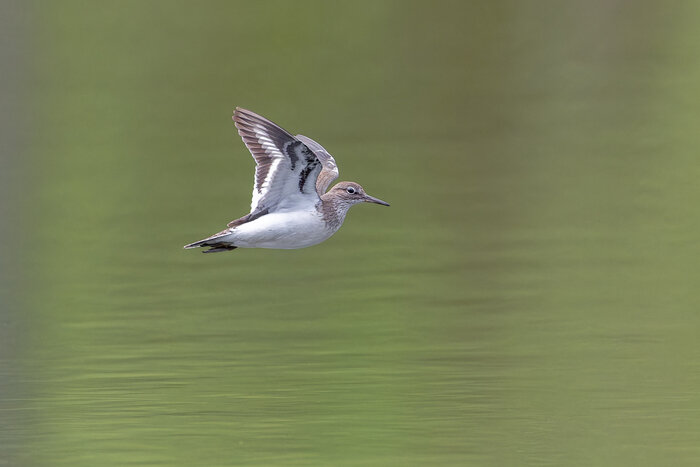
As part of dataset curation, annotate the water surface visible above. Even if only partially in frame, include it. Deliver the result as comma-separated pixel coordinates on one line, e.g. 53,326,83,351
3,2,700,466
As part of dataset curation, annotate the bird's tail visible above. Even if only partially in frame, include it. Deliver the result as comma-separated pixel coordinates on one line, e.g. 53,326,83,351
183,229,237,253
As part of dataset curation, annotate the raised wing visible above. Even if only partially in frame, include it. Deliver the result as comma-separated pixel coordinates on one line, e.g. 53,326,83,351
295,134,339,195
233,108,325,215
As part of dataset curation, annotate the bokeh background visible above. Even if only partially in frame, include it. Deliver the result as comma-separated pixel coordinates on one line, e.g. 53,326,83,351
2,1,700,466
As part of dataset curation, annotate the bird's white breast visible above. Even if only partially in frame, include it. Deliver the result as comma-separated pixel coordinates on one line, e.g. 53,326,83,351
229,207,336,249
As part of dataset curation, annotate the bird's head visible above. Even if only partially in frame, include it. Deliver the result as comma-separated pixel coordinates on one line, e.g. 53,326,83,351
329,182,390,207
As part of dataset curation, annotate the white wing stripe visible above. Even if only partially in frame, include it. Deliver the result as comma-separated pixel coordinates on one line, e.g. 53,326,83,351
251,157,282,211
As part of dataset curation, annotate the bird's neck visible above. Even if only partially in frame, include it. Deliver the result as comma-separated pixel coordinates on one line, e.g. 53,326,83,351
319,195,351,230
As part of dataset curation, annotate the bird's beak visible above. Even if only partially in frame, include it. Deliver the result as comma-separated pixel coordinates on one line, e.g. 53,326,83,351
363,194,390,206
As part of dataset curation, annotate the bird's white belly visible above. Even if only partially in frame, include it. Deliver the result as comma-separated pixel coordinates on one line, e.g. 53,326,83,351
230,210,334,249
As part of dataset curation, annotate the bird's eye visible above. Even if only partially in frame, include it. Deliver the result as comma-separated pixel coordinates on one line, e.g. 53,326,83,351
346,187,356,194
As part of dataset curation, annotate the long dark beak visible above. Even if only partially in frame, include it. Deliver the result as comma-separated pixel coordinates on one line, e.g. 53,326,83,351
364,194,390,206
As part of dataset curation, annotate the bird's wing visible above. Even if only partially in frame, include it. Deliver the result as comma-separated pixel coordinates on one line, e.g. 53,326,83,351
295,134,339,196
232,108,325,216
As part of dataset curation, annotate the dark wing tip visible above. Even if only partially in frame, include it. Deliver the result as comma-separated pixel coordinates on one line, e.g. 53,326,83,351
233,107,266,123
232,108,296,144
232,107,255,127
232,107,251,126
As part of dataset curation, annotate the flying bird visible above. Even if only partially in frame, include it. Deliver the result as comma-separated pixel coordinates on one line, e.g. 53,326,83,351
184,108,389,253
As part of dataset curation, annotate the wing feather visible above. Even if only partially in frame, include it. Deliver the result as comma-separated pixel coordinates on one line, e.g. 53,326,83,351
232,108,326,215
295,134,339,196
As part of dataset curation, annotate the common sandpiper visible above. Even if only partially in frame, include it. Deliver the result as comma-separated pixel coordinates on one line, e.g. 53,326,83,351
184,108,389,253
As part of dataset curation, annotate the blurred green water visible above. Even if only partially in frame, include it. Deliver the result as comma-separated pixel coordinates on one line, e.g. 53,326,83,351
3,1,700,466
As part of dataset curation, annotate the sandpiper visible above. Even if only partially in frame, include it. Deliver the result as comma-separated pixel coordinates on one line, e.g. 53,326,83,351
184,108,389,253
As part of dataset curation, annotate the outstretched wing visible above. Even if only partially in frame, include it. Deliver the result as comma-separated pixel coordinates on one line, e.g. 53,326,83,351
233,108,325,215
295,134,339,196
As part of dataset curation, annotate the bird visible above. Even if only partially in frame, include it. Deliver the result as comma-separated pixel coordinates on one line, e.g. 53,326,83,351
184,108,389,253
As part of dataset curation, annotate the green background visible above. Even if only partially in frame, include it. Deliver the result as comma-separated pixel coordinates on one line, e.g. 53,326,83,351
2,1,700,465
